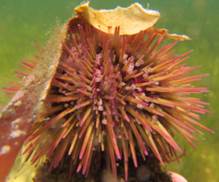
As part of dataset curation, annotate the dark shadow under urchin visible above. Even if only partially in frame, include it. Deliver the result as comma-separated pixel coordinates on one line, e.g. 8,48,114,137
34,151,172,182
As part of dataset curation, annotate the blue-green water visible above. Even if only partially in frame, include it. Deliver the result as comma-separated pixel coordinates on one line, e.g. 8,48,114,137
0,0,218,181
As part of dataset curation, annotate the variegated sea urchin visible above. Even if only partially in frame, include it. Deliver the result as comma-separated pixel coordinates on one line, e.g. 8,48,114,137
0,3,211,181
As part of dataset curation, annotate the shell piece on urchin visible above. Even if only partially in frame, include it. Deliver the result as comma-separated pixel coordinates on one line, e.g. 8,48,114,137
0,2,212,181
74,2,160,35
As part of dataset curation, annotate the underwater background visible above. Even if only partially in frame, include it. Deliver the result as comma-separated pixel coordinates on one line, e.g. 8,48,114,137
0,0,218,181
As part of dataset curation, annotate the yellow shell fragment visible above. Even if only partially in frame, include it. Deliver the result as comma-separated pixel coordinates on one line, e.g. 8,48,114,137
75,2,190,41
75,2,160,35
152,28,191,41
167,33,191,41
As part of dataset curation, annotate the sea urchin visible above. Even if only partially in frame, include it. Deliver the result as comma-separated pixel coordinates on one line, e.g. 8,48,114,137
0,3,211,181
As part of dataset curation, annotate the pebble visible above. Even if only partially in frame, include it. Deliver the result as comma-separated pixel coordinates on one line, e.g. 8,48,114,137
10,129,26,138
0,145,11,155
11,118,22,129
